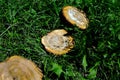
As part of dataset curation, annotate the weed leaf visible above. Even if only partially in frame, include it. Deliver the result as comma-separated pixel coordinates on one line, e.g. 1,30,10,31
82,55,88,71
51,63,63,77
87,68,97,79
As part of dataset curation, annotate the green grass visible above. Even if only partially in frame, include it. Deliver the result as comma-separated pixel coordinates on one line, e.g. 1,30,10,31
0,0,120,80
